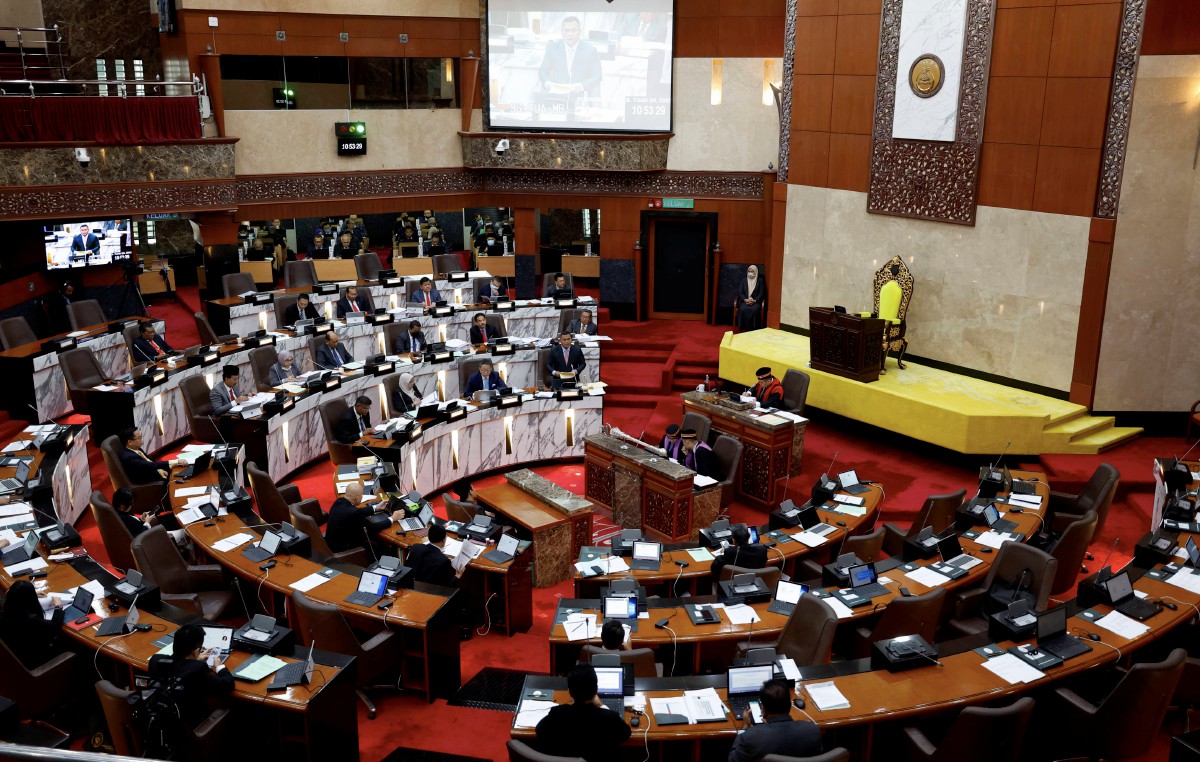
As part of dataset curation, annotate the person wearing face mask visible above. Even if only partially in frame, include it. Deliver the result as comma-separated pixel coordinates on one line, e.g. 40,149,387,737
477,231,503,258
268,349,302,386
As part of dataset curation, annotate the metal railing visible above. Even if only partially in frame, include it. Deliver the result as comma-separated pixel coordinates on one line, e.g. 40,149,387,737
0,77,204,98
0,744,143,762
0,25,67,81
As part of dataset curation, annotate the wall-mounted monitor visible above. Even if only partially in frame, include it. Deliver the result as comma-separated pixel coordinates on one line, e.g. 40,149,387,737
486,1,674,133
44,219,133,271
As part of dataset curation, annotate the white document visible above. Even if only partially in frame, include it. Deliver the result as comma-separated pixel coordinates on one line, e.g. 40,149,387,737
0,514,35,530
906,566,953,588
771,411,808,423
794,531,829,548
513,699,558,729
833,494,865,506
778,656,801,682
975,531,1015,549
176,507,207,526
573,555,630,575
92,384,119,391
563,613,598,642
683,688,727,722
66,330,89,338
211,533,254,552
724,604,761,625
806,681,851,711
173,486,209,498
1007,492,1043,507
440,537,463,559
452,540,484,573
0,502,33,518
693,475,718,488
823,596,855,620
834,504,868,517
686,547,715,562
336,471,360,481
290,572,334,592
5,555,48,575
981,653,1045,684
444,339,469,350
1166,568,1200,594
2,442,29,453
1094,610,1150,640
0,528,18,546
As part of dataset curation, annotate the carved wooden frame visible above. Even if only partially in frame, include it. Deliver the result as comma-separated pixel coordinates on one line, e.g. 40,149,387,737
1094,0,1147,220
866,0,997,226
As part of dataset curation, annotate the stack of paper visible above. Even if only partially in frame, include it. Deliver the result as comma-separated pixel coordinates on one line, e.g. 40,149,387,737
778,656,801,681
649,689,727,724
981,653,1045,684
686,547,714,562
0,502,33,517
822,597,855,619
513,699,558,728
212,533,254,552
906,566,953,588
1007,493,1043,508
1166,568,1200,594
724,604,761,625
290,572,334,592
235,655,287,681
1094,610,1150,639
975,531,1016,549
806,681,850,711
173,485,210,498
563,613,598,642
452,540,484,573
4,555,47,576
693,475,718,488
795,531,829,548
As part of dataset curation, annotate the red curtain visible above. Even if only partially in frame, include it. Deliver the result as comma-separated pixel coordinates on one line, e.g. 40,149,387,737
0,96,201,143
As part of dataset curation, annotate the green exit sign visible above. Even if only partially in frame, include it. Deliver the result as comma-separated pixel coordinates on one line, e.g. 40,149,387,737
662,198,694,209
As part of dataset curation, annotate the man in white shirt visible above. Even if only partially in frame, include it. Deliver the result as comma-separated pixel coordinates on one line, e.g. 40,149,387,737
537,16,603,100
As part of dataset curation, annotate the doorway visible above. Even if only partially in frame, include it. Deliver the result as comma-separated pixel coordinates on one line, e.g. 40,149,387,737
647,217,710,320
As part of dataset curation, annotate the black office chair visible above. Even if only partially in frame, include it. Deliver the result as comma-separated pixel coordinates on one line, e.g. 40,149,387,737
903,697,1034,762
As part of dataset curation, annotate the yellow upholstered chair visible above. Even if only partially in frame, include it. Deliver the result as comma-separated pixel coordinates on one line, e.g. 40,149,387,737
859,255,913,371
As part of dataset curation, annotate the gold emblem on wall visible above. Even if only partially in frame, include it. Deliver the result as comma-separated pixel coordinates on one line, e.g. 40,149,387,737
908,54,945,99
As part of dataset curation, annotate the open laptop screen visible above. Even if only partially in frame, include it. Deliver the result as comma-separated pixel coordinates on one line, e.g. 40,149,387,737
1036,606,1067,640
358,570,388,595
727,664,774,696
632,541,660,562
1105,571,1133,603
848,563,877,588
594,666,624,697
604,596,637,620
775,580,808,604
937,534,963,562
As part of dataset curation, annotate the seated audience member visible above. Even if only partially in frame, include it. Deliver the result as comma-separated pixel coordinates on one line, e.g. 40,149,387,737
397,226,418,245
536,664,631,762
392,372,421,414
599,619,630,652
727,678,822,762
464,360,510,397
544,272,572,299
469,313,504,345
680,428,714,477
479,276,507,303
0,579,66,668
335,395,375,444
118,427,185,484
338,218,365,248
412,277,442,309
45,280,75,335
112,486,149,538
132,322,176,362
284,293,321,325
394,321,428,355
425,232,446,255
332,231,361,260
148,624,234,728
660,424,682,459
546,332,586,390
567,309,598,336
710,524,768,579
476,231,501,257
315,330,354,370
210,365,249,416
336,285,370,318
750,366,784,408
449,479,493,518
405,523,456,586
247,237,273,261
305,232,328,260
325,482,399,553
268,350,302,386
473,224,496,249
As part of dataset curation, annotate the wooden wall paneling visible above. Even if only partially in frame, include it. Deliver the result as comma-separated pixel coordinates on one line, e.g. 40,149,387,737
720,0,787,15
1032,146,1102,216
827,133,871,192
407,18,465,39
1046,4,1123,77
674,18,722,58
717,18,787,58
977,143,1039,210
1069,217,1117,407
680,0,723,16
1039,78,1113,149
790,130,831,187
797,0,840,15
792,74,834,132
768,181,788,328
198,12,281,37
342,18,407,37
989,7,1054,77
280,37,346,57
276,14,344,36
839,0,883,13
794,17,839,74
345,37,406,57
1142,0,1200,55
829,74,875,134
832,14,881,75
982,77,1047,145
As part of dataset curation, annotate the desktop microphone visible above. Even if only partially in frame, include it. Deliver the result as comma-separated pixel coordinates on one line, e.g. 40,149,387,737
25,403,47,427
238,521,283,530
824,451,840,478
363,527,380,563
1095,538,1120,580
992,441,1012,474
1175,440,1200,466
913,646,943,668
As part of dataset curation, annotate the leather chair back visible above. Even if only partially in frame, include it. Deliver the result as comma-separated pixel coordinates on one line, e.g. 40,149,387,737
96,680,143,757
537,346,554,388
777,594,838,666
483,313,507,338
67,299,106,330
458,356,488,392
248,346,279,392
90,490,136,573
869,587,945,644
842,527,886,563
247,461,289,525
781,369,811,414
384,322,410,354
432,253,460,274
1086,647,1185,758
319,398,355,465
915,697,1034,762
290,591,395,685
711,434,743,507
131,525,189,591
285,260,318,289
981,542,1058,611
179,375,221,444
763,750,850,762
542,272,575,295
1072,463,1119,536
60,348,105,415
193,311,229,345
289,505,334,557
719,564,782,590
0,637,77,720
1049,509,1098,594
443,495,476,524
506,739,586,762
354,252,381,280
221,272,256,299
99,436,134,489
581,645,657,678
122,322,143,357
0,317,36,350
274,294,298,328
681,412,712,444
558,308,582,334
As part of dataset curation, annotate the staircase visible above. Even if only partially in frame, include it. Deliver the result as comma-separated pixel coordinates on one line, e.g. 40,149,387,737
1040,410,1142,454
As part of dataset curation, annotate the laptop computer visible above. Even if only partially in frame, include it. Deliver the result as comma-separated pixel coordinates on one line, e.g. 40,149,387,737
1104,571,1160,621
202,626,233,655
797,505,835,536
727,664,775,716
178,451,212,480
398,504,435,532
1185,537,1200,570
838,470,871,495
836,562,888,606
345,570,389,607
241,614,278,643
113,569,144,597
483,533,520,565
242,530,283,563
1008,466,1038,495
269,642,316,691
629,541,662,571
1,530,39,566
603,595,639,634
931,534,984,579
594,665,626,714
982,502,1018,534
768,580,809,616
1036,606,1092,660
0,460,31,493
96,597,141,636
61,587,95,623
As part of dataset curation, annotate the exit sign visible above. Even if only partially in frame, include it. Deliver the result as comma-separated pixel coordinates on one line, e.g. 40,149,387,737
662,198,694,209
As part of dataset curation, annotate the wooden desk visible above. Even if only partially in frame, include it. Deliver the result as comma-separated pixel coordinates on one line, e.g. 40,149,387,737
139,265,177,296
478,255,516,277
475,476,592,588
313,258,360,282
561,255,600,278
681,391,806,507
239,260,275,286
809,307,885,383
583,433,721,543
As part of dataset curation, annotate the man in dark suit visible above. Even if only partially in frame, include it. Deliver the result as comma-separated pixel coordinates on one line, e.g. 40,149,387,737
117,427,184,485
335,285,370,319
247,237,273,261
210,365,249,416
727,679,822,762
325,481,398,553
681,428,714,477
394,321,428,354
424,232,446,256
45,281,75,335
566,309,598,336
332,231,361,259
710,524,769,580
335,395,375,444
71,224,101,262
147,624,234,728
464,360,510,398
411,277,441,310
479,276,507,303
132,322,175,363
405,523,456,586
546,332,586,390
536,664,632,762
306,232,329,260
469,313,504,345
537,16,603,100
544,272,572,299
284,293,321,325
315,330,354,370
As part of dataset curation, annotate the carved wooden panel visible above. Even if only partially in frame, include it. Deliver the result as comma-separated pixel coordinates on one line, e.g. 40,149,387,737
644,490,677,538
1095,0,1147,219
585,461,614,507
740,443,773,502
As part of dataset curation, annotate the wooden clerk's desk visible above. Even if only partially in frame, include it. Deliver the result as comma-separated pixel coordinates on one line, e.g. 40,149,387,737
560,254,600,278
809,307,886,383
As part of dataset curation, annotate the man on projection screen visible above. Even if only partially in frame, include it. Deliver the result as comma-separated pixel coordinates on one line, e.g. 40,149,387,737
537,15,603,105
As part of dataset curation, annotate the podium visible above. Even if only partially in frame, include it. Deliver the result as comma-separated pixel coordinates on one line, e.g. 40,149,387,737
809,307,886,383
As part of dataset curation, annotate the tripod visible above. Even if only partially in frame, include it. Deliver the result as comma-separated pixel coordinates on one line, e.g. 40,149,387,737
114,264,148,318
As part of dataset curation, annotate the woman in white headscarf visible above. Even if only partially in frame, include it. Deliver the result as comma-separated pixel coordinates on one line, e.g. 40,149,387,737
267,349,302,387
391,372,421,414
736,264,765,331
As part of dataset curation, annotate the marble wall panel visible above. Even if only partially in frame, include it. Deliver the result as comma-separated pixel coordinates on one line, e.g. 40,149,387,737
891,0,968,142
0,144,236,188
42,0,162,80
599,259,636,305
781,185,1091,390
1096,55,1200,412
610,465,643,530
54,427,92,525
462,134,670,172
668,58,783,173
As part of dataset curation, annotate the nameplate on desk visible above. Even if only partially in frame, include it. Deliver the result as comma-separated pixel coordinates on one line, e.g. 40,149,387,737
554,298,578,309
314,283,339,295
186,350,220,367
366,313,393,325
303,322,334,336
133,369,168,389
243,293,273,305
108,319,141,334
366,361,394,376
446,406,467,422
429,306,454,318
378,271,400,286
243,335,275,348
446,271,469,282
323,377,341,390
497,394,522,409
491,301,515,312
429,350,453,363
263,398,294,417
43,337,77,353
556,388,583,401
490,343,515,356
409,423,423,440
